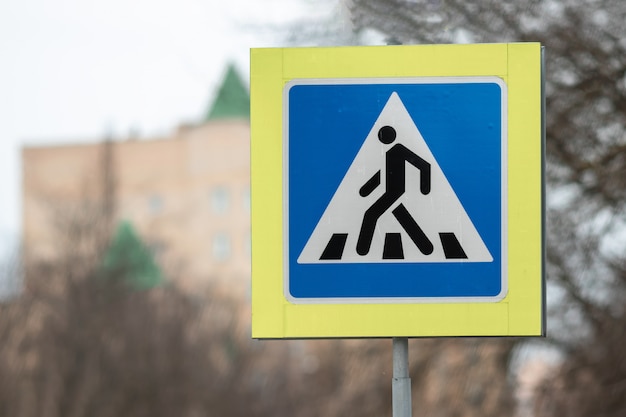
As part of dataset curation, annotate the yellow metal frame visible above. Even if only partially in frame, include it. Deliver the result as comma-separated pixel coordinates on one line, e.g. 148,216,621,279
251,43,544,338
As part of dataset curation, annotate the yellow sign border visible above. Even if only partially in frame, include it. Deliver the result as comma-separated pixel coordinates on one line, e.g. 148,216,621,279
251,43,544,338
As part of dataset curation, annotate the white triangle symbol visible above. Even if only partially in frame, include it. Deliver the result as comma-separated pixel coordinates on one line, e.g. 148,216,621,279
297,92,493,264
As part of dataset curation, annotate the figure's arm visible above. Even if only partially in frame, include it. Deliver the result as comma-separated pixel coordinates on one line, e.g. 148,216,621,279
418,161,431,195
403,146,431,194
360,170,381,197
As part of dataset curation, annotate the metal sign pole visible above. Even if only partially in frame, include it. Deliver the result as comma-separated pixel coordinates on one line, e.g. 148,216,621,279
392,337,412,417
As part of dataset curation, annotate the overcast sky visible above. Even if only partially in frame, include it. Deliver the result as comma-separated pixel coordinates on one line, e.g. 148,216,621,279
0,0,359,259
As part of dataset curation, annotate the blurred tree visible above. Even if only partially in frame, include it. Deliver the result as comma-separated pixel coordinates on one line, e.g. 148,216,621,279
205,63,250,121
100,220,163,290
344,0,626,415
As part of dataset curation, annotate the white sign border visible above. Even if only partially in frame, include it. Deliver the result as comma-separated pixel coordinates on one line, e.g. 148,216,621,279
282,77,508,304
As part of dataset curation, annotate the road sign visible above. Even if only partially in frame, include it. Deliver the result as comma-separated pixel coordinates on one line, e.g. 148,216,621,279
287,79,504,303
251,43,544,338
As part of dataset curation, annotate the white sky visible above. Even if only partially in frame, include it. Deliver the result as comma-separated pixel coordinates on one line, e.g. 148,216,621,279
0,0,354,257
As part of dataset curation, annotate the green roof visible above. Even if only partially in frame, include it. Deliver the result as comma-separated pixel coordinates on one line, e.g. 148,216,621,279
100,220,163,290
206,63,250,121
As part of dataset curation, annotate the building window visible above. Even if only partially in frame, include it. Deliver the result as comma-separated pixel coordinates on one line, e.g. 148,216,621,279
147,240,167,262
211,186,230,214
244,231,251,259
148,194,163,214
242,186,251,213
212,233,231,261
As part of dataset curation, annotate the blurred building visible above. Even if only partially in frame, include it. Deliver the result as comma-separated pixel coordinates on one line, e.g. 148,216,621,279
22,64,251,295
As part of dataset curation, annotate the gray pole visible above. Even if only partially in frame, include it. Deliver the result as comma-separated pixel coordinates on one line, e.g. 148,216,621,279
392,337,412,417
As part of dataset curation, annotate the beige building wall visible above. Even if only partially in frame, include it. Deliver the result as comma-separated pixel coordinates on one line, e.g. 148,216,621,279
22,119,251,295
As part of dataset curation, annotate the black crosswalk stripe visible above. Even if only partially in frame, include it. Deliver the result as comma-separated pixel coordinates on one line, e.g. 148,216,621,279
320,233,348,260
319,231,467,260
383,233,404,259
439,232,468,259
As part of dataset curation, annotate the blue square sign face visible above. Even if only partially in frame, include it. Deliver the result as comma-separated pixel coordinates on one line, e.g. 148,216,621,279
284,78,507,303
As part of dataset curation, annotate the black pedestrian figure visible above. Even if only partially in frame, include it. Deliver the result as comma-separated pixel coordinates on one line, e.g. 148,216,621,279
356,125,434,256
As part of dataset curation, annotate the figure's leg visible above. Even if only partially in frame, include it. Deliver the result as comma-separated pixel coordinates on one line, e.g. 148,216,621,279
392,204,433,255
357,195,395,255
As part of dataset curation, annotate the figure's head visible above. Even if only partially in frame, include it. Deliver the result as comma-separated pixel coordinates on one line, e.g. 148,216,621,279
378,126,396,144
